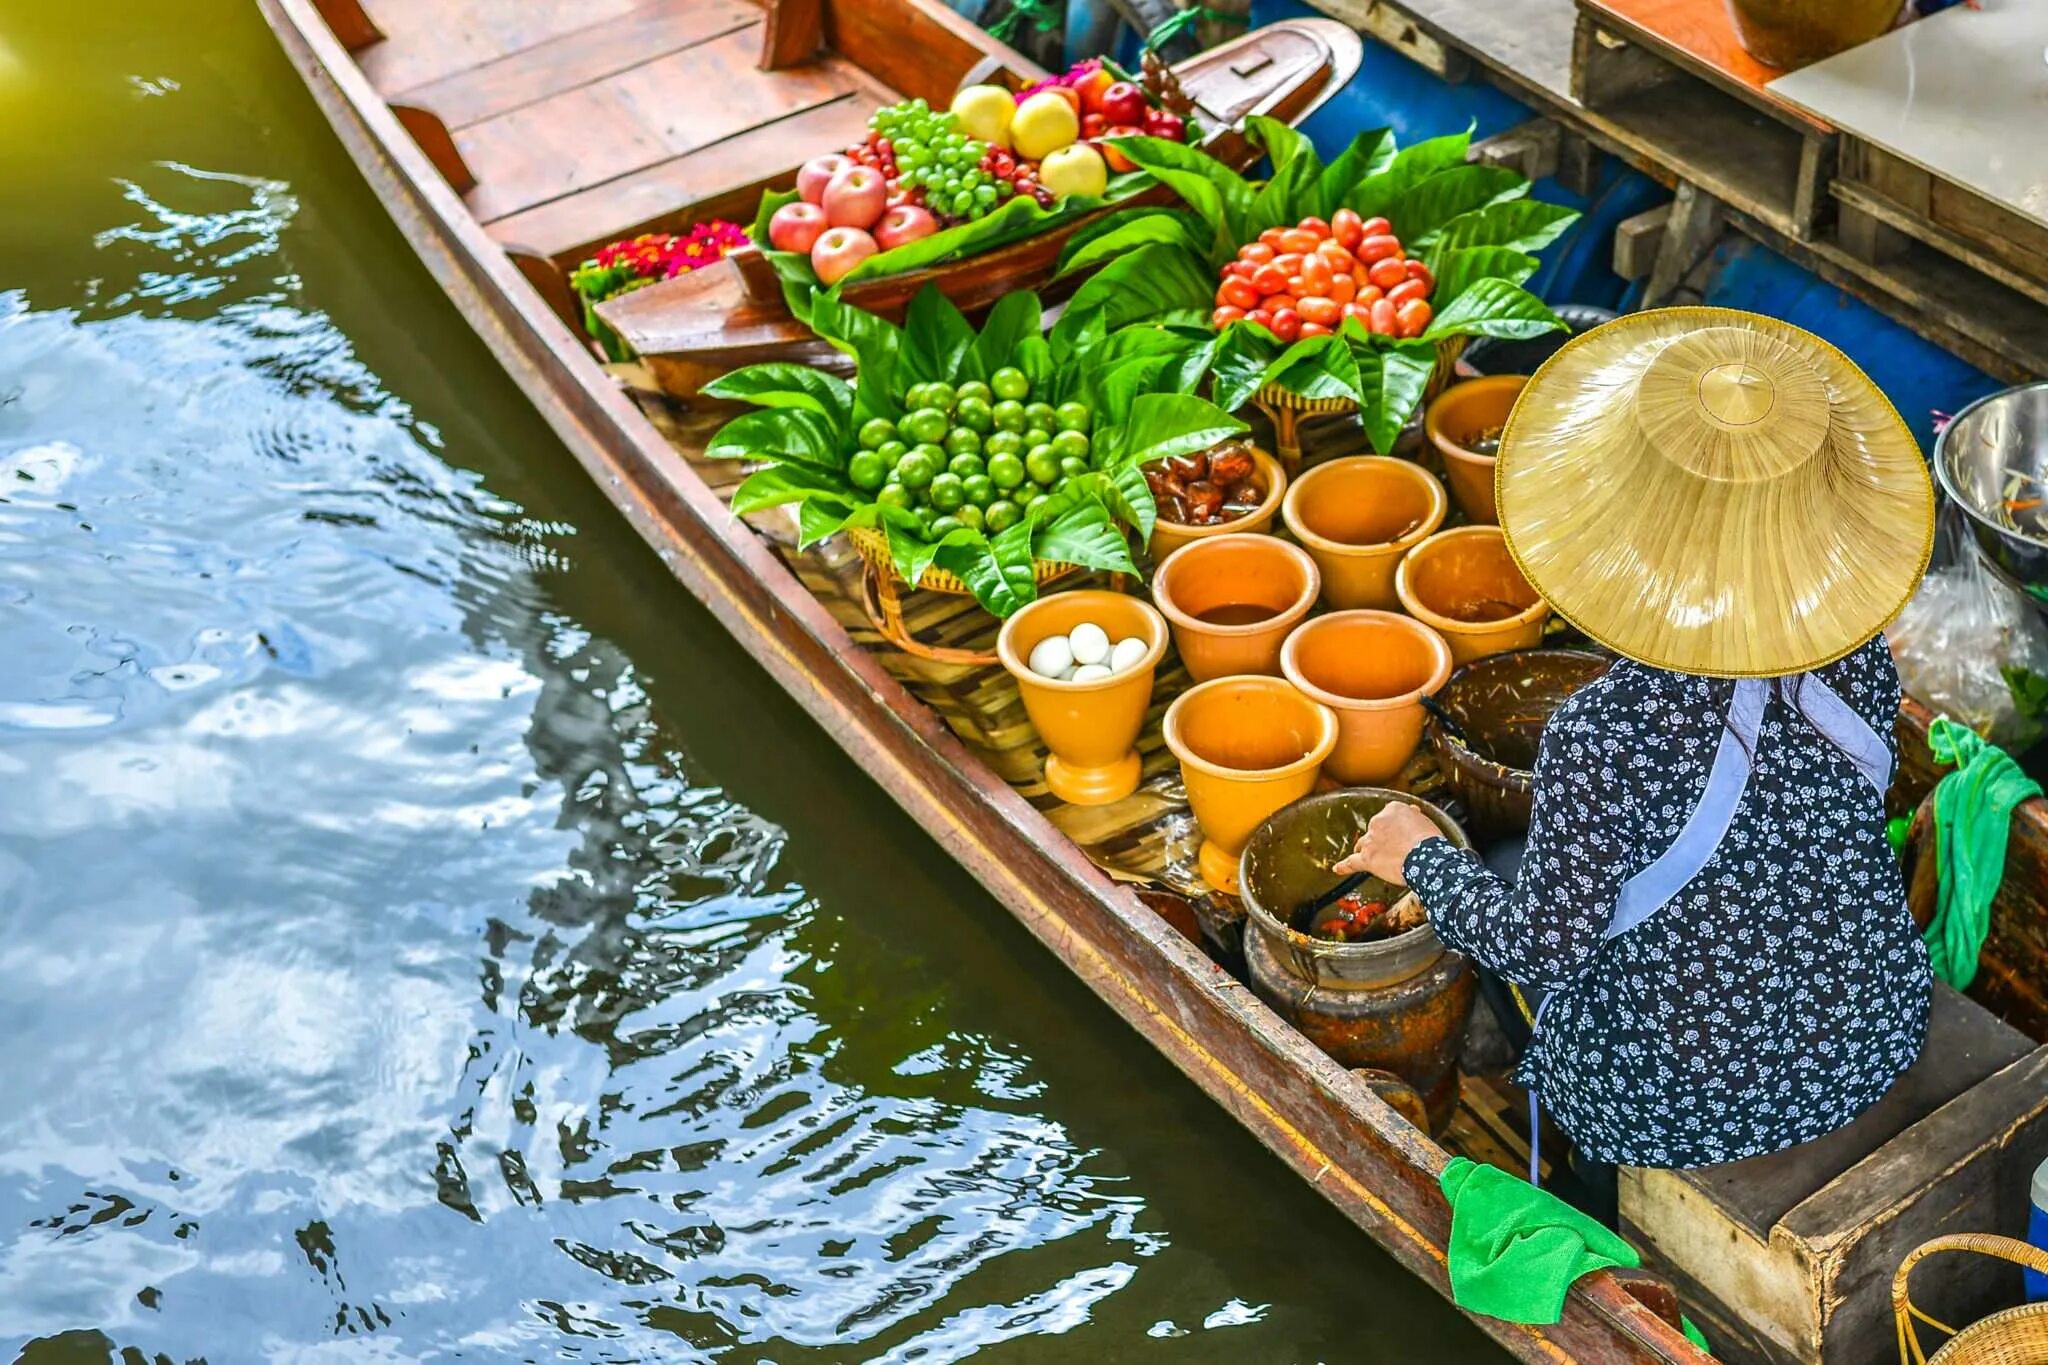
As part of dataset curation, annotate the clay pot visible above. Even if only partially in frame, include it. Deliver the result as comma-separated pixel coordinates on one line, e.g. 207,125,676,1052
1152,534,1319,682
1425,375,1526,525
1163,676,1338,895
1148,445,1288,560
1282,611,1454,787
996,589,1169,806
1282,456,1447,610
1724,0,1900,69
1396,526,1550,666
1427,648,1613,839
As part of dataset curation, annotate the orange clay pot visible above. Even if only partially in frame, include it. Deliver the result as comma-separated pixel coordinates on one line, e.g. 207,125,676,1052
1163,676,1339,895
1425,375,1527,525
1396,525,1551,666
1147,445,1288,560
1152,534,1319,683
1281,611,1454,786
1282,457,1448,610
997,589,1169,806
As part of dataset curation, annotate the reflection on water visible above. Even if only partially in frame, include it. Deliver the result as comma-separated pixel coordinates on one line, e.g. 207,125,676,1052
0,9,1497,1363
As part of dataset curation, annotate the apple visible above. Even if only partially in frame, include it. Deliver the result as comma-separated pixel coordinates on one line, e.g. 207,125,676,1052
950,83,1016,150
796,153,853,206
1143,108,1187,142
1039,143,1107,200
1010,91,1080,161
1098,81,1148,127
1072,64,1116,114
822,165,888,229
874,203,939,250
1081,112,1108,139
811,226,877,285
768,200,829,254
1099,127,1143,172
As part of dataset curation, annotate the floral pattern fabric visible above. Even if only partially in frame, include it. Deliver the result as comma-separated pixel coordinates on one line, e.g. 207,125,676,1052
1405,636,1930,1168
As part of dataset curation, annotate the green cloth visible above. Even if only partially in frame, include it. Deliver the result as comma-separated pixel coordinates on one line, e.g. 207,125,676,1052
1924,717,2041,990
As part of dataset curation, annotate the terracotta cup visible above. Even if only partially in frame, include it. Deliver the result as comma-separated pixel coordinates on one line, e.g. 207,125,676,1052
1282,456,1448,610
1724,0,1901,69
1148,445,1288,560
1152,534,1320,682
1163,676,1339,895
997,589,1169,806
1396,526,1551,665
1425,375,1527,525
1281,611,1454,786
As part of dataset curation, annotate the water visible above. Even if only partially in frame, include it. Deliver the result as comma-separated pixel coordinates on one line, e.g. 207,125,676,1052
0,7,1498,1361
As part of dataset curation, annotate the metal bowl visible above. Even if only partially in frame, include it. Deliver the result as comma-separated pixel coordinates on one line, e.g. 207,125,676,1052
1933,381,2048,606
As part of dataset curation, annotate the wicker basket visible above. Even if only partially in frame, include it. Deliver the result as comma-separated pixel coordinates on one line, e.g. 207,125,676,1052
1253,334,1469,467
845,524,1079,665
1894,1235,2048,1364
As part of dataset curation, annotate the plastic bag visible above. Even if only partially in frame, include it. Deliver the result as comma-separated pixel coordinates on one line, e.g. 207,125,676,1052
1891,523,2048,751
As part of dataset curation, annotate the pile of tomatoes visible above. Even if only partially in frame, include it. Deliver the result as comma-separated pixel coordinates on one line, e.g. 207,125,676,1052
1211,208,1435,344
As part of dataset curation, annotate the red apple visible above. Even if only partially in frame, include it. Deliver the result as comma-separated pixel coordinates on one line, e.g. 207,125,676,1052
1081,112,1108,139
796,154,853,206
822,165,888,229
811,226,877,285
874,204,939,250
1072,64,1116,114
1143,109,1187,143
768,201,828,254
1098,81,1148,127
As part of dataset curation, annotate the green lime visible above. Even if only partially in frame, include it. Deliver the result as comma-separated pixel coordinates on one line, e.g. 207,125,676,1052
1058,454,1089,482
897,448,940,490
901,407,949,445
943,427,981,458
848,450,888,490
902,382,930,411
875,439,908,466
991,400,1027,433
987,451,1026,490
1052,429,1091,462
1055,401,1093,433
985,499,1023,534
991,367,1029,401
877,483,914,512
858,417,897,450
1021,427,1052,453
956,380,993,406
955,503,985,532
926,472,965,512
983,430,1024,460
1025,493,1051,517
954,396,994,434
962,473,995,507
1024,401,1057,431
930,514,965,538
947,451,985,479
925,381,957,413
1024,445,1060,486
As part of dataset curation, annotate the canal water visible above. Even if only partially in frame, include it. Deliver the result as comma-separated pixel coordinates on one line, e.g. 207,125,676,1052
0,6,1497,1360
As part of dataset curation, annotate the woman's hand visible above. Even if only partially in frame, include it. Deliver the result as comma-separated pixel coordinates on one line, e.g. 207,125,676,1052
1331,802,1444,884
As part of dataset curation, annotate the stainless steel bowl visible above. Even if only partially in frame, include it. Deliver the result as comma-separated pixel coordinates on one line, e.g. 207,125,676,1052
1934,381,2048,606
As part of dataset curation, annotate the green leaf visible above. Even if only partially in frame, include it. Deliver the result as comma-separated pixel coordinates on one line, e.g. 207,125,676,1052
1347,332,1439,455
1345,125,1475,222
1116,135,1257,260
886,516,981,587
1206,324,1286,412
1430,198,1580,256
1055,209,1205,278
1423,277,1567,342
1089,354,1179,457
1053,241,1214,352
706,408,844,472
1389,165,1529,249
1246,113,1317,175
1315,126,1396,219
1429,246,1542,304
1247,142,1327,239
1102,461,1158,543
700,363,855,435
729,463,854,515
1014,335,1057,397
808,293,904,421
1261,333,1361,404
941,522,1038,617
900,284,976,387
1034,495,1138,576
796,496,861,547
970,291,1042,381
832,172,1154,286
1122,392,1249,470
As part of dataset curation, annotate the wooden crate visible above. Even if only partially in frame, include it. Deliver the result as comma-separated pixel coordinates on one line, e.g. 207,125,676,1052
1622,987,2048,1364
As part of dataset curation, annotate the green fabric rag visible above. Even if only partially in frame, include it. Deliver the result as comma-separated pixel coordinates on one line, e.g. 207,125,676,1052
1924,717,2042,990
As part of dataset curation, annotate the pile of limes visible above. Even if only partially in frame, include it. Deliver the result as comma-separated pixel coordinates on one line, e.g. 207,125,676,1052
848,366,1095,539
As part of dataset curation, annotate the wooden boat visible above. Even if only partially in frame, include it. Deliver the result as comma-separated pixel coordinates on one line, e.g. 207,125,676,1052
259,3,2048,1361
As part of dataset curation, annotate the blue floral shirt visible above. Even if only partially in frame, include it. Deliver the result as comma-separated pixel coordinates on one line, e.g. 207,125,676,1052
1405,637,1930,1168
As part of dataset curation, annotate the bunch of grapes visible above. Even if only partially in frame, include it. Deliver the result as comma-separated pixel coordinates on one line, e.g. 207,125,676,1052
977,146,1054,209
867,98,1005,225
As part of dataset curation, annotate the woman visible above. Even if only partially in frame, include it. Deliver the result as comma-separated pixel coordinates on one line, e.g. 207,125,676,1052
1340,309,1936,1171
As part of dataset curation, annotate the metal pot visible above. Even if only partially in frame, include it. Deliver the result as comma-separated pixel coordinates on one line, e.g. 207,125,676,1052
1933,382,2048,610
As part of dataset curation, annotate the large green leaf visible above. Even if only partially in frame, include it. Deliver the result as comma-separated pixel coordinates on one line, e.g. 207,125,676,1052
1429,246,1541,306
886,516,981,587
1116,135,1257,260
1088,354,1179,455
1102,461,1157,544
1247,140,1327,239
1035,495,1137,576
706,408,844,473
830,172,1153,286
900,284,977,387
808,293,904,421
1390,165,1528,248
1261,333,1361,404
1055,209,1205,278
1205,324,1286,412
729,463,854,515
1246,114,1317,175
1344,126,1475,222
1345,329,1441,455
1013,335,1057,398
940,521,1038,617
796,496,864,548
700,363,855,436
1315,126,1396,219
972,291,1042,380
1122,393,1248,469
1423,276,1566,341
1429,198,1580,257
1053,241,1214,352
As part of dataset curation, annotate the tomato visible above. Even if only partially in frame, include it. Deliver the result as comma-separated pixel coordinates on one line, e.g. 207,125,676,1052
1361,216,1392,238
1367,257,1409,290
1271,252,1304,276
1268,308,1302,342
1297,295,1340,326
1357,283,1385,306
1404,259,1434,290
1330,207,1365,250
1328,273,1356,306
1265,294,1299,315
1251,265,1289,296
1298,321,1333,338
1297,215,1331,240
1396,298,1433,338
1277,228,1320,254
1359,234,1403,264
1219,277,1260,310
1340,301,1374,330
1210,305,1247,328
1387,278,1429,307
1284,276,1306,298
1246,308,1274,332
1221,260,1254,279
1298,257,1334,296
1370,298,1397,335
1238,241,1275,265
1259,227,1287,250
1315,240,1356,271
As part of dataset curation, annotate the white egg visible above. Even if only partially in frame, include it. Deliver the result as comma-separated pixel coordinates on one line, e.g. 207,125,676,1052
1070,663,1114,683
1068,622,1110,666
1108,636,1148,673
1028,634,1074,678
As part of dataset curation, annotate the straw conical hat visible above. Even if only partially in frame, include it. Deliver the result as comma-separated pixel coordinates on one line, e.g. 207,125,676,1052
1496,307,1934,678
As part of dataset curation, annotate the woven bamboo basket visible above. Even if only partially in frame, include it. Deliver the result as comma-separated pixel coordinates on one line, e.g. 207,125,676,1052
846,524,1080,666
1894,1234,2048,1364
1253,334,1468,467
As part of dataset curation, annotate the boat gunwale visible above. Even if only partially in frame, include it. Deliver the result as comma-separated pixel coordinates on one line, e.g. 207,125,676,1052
253,3,1701,1359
